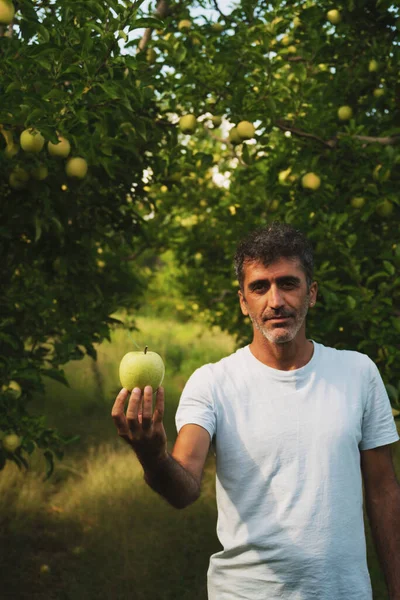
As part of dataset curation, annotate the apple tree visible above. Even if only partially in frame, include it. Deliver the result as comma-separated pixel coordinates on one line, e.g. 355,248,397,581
137,0,400,403
0,0,186,475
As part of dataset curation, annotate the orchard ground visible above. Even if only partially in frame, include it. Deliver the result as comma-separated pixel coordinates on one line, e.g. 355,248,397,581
0,314,398,599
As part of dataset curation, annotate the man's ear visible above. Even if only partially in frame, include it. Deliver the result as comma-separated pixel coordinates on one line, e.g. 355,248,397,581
238,290,249,316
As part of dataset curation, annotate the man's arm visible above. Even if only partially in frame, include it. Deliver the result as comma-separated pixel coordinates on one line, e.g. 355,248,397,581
112,386,211,510
144,424,211,509
361,443,400,600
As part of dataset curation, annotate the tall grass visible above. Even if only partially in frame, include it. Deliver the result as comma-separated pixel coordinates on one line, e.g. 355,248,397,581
0,314,398,599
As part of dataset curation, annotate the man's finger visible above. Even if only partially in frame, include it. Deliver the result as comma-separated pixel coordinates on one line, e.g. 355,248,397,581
126,388,142,432
142,386,153,430
153,387,165,424
111,388,132,439
111,388,129,424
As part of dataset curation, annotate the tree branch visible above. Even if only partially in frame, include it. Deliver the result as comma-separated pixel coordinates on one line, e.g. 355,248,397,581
138,0,169,52
275,120,336,148
275,120,400,149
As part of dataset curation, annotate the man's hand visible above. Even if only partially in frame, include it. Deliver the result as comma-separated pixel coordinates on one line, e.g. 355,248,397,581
111,386,168,467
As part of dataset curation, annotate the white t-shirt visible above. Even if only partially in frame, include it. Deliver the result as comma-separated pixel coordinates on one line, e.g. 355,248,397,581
175,340,399,600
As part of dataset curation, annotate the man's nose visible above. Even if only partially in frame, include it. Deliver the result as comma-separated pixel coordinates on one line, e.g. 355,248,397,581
268,285,284,308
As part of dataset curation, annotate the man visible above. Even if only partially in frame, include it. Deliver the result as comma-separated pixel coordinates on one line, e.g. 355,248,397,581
112,221,400,599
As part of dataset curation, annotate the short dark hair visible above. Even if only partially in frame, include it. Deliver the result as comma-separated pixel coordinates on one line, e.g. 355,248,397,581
234,222,314,291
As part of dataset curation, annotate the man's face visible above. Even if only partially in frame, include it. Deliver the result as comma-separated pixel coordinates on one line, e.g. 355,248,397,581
238,257,317,345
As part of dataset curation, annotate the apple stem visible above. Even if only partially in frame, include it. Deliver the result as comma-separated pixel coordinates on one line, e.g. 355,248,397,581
144,346,148,354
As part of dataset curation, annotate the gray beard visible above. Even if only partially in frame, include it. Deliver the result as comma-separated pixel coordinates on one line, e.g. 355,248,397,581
247,296,310,345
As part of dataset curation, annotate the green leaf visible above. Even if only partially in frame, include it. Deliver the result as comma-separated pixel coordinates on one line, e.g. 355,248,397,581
41,368,70,387
346,296,356,310
34,216,42,243
43,450,55,480
383,261,395,276
131,17,164,30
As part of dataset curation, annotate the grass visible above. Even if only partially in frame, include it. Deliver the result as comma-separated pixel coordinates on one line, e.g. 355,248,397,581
0,314,398,599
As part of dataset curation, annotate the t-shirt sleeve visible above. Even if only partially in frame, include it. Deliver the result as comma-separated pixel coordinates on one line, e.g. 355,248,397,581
175,364,216,442
359,359,400,451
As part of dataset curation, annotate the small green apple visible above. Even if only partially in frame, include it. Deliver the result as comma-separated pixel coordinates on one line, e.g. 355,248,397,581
2,432,21,452
278,167,292,185
0,0,15,25
7,380,22,399
20,129,45,153
350,197,365,209
302,172,321,190
178,19,192,32
9,167,29,190
212,22,224,32
119,346,165,392
146,48,157,64
228,127,242,145
373,88,385,98
368,59,378,72
376,200,394,218
211,115,222,127
40,564,51,575
237,121,255,140
31,165,49,180
65,157,88,179
48,135,71,158
179,114,197,134
327,9,341,25
338,105,352,120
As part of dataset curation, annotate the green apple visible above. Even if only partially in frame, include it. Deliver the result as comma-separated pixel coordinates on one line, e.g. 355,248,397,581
327,9,341,24
4,143,18,158
212,22,224,32
350,197,365,209
178,19,192,31
0,0,15,24
338,105,352,120
228,126,242,145
237,121,255,140
31,165,49,180
376,200,394,218
7,380,22,399
20,128,45,153
373,88,385,98
2,433,21,452
368,59,379,72
65,157,88,179
40,565,51,575
211,115,222,127
179,114,197,134
146,48,157,64
302,172,321,190
9,167,29,190
278,167,292,185
48,135,71,158
119,346,165,392
373,164,390,181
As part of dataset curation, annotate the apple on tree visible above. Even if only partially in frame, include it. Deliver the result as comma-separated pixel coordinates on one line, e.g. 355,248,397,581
327,9,341,25
178,114,197,134
119,346,165,392
337,105,352,121
0,0,15,24
178,19,192,32
65,157,88,179
228,127,242,145
236,121,255,141
2,433,21,452
48,135,71,158
301,172,321,190
20,129,45,153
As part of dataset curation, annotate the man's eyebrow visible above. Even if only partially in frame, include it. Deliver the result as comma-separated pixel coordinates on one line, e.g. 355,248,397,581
248,276,302,290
